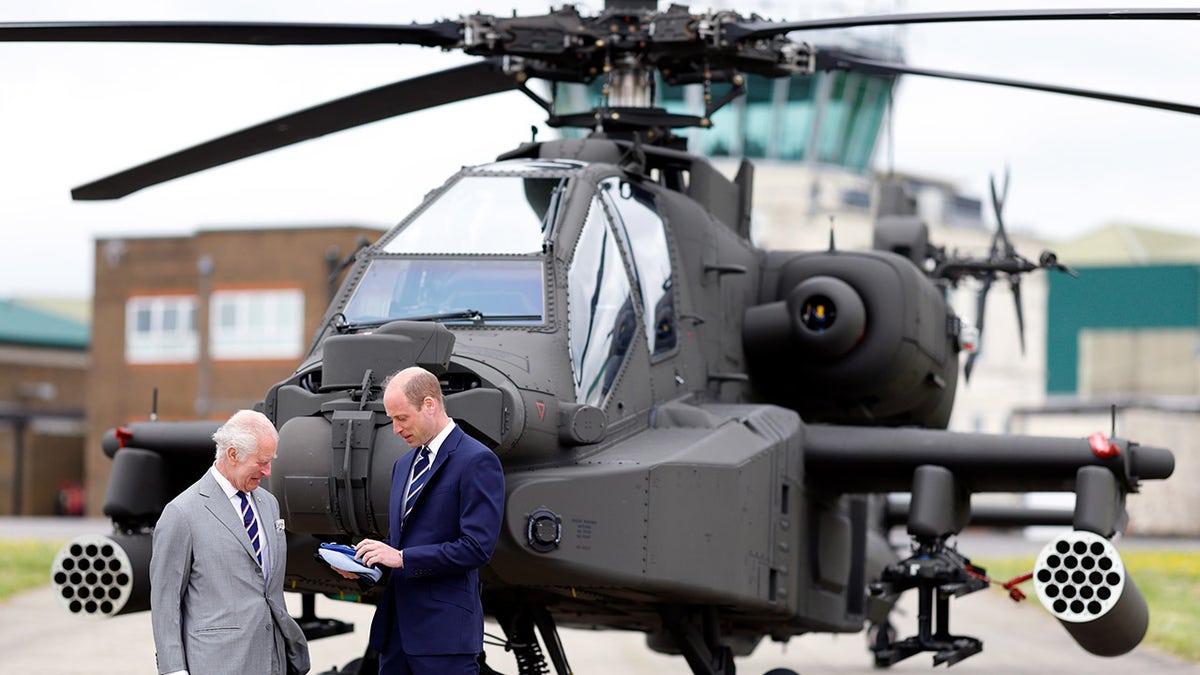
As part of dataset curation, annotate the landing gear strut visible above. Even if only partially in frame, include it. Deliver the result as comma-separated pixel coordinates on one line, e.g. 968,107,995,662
661,606,737,675
492,604,574,675
869,541,986,666
296,592,357,640
869,465,988,667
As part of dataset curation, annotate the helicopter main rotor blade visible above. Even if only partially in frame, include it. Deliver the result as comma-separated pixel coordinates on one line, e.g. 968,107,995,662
817,50,1200,117
723,8,1200,43
0,21,462,48
71,59,519,200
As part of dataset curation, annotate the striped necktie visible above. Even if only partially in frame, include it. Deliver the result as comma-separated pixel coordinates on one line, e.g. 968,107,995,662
236,490,263,566
403,446,431,522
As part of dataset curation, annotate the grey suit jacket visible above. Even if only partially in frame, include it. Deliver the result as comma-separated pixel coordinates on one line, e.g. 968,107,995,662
150,469,310,675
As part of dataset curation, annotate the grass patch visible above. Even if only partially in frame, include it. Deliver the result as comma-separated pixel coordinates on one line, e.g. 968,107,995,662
975,549,1200,662
0,540,63,602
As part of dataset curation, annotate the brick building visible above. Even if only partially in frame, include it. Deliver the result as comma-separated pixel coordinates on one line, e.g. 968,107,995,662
86,225,384,515
0,299,89,516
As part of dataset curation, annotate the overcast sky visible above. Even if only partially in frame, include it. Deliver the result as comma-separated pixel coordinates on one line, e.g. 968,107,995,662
2,0,1198,298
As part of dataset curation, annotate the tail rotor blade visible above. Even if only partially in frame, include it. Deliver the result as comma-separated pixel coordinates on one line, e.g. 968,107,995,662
964,276,993,382
1011,277,1027,355
988,175,1004,258
989,168,1016,257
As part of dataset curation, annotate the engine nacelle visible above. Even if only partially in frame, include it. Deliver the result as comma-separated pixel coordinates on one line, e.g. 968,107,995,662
744,249,959,428
1032,530,1148,657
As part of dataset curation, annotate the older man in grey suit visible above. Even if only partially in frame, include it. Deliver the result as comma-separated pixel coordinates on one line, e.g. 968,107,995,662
150,409,310,675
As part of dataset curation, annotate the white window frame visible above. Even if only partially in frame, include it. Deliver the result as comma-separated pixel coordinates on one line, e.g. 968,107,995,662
209,288,305,360
125,295,199,364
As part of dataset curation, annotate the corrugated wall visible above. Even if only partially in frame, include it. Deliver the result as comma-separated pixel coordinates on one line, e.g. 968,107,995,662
1046,265,1199,394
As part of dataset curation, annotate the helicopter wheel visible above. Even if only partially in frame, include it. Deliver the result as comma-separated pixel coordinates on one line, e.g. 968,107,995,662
867,621,897,669
478,650,507,675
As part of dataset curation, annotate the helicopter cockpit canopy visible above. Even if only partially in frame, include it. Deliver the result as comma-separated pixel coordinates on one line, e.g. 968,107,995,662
341,159,579,327
378,158,580,255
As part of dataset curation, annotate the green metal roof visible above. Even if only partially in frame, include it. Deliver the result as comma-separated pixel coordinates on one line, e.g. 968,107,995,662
1056,224,1200,265
0,299,89,349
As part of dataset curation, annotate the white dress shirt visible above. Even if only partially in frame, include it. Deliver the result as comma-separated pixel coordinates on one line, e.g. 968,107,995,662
404,419,456,498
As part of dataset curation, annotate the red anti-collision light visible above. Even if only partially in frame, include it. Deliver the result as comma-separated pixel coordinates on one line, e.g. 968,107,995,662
1088,432,1120,458
114,427,133,450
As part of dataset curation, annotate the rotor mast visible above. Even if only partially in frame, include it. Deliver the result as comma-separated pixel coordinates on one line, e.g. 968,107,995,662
604,55,655,108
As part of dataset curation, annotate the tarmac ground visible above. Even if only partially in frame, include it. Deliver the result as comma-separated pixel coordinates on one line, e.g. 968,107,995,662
3,517,1198,674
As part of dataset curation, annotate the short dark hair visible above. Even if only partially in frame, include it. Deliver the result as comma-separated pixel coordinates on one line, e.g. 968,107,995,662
386,367,443,409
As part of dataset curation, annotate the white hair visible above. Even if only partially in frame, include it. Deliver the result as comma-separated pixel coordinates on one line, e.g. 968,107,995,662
212,409,278,463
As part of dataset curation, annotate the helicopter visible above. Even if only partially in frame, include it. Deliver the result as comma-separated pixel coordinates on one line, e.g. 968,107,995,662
2,3,1187,674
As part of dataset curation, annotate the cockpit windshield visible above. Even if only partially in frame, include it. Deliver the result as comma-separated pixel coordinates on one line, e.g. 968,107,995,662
380,174,566,255
339,165,569,329
341,258,545,327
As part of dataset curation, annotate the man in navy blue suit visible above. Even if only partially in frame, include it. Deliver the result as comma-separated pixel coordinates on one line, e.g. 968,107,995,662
352,366,505,674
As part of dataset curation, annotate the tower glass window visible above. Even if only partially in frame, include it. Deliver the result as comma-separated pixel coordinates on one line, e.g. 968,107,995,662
661,72,892,171
559,70,893,172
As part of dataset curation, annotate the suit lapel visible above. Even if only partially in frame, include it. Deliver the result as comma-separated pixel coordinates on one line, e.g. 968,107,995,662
253,489,284,583
422,427,457,495
199,471,259,563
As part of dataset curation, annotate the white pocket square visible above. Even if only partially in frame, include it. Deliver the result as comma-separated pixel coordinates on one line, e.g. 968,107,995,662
275,519,286,532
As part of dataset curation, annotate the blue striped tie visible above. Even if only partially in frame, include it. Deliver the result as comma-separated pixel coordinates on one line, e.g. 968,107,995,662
403,446,431,522
236,490,262,566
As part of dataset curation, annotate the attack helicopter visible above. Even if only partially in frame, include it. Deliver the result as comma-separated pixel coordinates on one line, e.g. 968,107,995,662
3,3,1189,674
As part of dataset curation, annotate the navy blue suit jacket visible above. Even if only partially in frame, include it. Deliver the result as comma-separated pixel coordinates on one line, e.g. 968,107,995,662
368,423,505,656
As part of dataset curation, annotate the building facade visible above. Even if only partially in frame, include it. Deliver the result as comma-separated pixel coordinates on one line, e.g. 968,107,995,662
85,225,384,515
0,299,89,516
1026,227,1200,536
